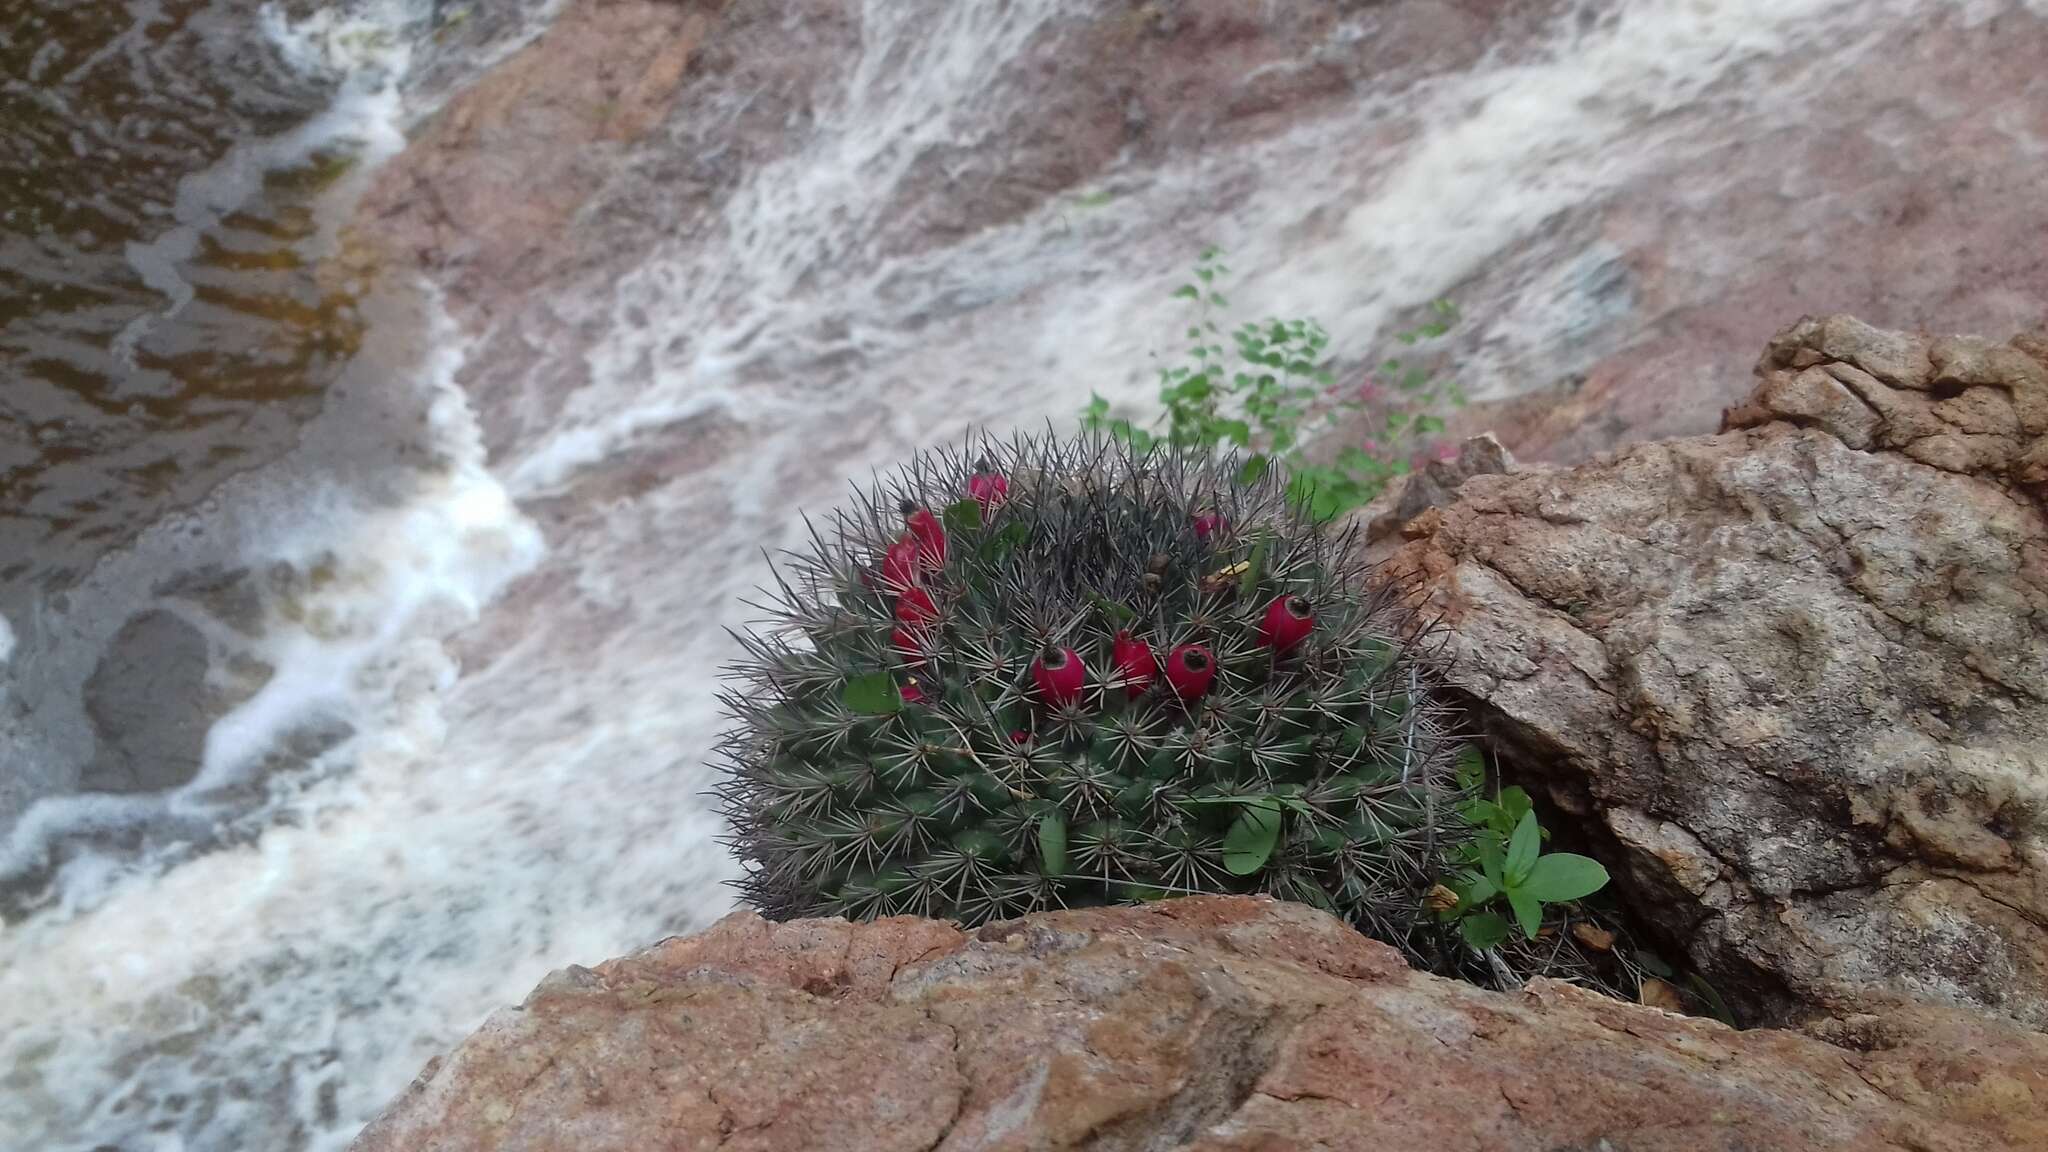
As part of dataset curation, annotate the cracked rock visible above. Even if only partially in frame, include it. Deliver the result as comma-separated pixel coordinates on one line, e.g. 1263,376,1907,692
1376,314,2048,1029
349,897,2045,1151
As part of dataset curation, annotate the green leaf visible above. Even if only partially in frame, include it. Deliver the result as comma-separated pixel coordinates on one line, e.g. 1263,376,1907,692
1520,853,1609,903
1172,284,1200,301
1459,912,1510,951
1686,973,1739,1027
1462,874,1499,908
1215,418,1251,446
1309,485,1342,523
1089,593,1136,625
1505,810,1541,887
1454,745,1486,790
1497,786,1533,827
1237,454,1270,486
1106,419,1155,450
1506,885,1543,938
1241,535,1268,598
1480,835,1505,890
942,497,982,535
1037,810,1068,876
843,672,903,715
980,520,1030,563
1633,949,1677,979
1222,796,1283,875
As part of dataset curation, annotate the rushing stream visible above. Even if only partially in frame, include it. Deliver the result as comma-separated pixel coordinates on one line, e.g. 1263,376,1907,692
3,1,2045,1149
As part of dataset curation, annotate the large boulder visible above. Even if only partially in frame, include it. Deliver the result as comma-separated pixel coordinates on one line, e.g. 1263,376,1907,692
350,896,2044,1152
1377,316,2048,1028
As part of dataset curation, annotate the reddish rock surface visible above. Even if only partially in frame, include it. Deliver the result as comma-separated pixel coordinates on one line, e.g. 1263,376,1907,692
1377,316,2048,1028
350,896,2045,1152
353,0,722,320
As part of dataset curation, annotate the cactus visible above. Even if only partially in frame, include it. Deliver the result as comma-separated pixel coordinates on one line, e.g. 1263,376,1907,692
714,432,1469,950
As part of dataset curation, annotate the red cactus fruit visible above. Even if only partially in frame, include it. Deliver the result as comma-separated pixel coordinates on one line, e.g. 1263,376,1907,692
881,534,922,590
895,585,940,627
1259,594,1315,652
1164,644,1215,699
901,500,947,566
1110,630,1157,698
1192,510,1227,542
1009,729,1032,746
899,678,925,704
891,626,924,666
967,459,1009,512
1030,646,1087,708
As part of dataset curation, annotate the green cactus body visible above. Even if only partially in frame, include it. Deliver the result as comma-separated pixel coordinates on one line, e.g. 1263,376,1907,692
716,434,1467,944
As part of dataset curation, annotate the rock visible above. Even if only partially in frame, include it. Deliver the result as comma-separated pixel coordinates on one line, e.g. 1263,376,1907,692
79,609,261,794
1356,432,1520,549
350,0,722,323
349,897,2045,1152
1431,7,2048,465
1377,316,2048,1028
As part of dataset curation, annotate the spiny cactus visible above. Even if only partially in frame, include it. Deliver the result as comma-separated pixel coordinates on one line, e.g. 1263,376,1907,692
714,432,1469,950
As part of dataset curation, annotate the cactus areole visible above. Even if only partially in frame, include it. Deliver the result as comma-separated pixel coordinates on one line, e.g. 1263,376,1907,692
715,433,1463,946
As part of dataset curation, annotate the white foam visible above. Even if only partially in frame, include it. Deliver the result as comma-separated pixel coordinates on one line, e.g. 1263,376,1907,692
260,0,416,80
0,289,551,1148
205,305,545,786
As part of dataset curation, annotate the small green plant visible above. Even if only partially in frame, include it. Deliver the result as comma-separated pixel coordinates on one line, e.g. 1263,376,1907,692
1083,248,1464,522
1438,748,1610,950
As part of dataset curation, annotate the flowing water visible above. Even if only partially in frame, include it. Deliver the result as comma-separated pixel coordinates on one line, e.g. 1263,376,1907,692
2,1,2044,1149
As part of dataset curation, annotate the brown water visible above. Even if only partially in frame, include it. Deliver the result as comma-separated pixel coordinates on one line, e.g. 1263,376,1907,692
0,0,375,594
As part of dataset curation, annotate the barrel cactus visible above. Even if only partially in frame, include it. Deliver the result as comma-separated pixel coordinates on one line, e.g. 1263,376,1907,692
714,433,1469,950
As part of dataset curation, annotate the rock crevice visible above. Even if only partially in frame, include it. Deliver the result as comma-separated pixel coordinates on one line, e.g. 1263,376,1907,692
1376,314,2048,1029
